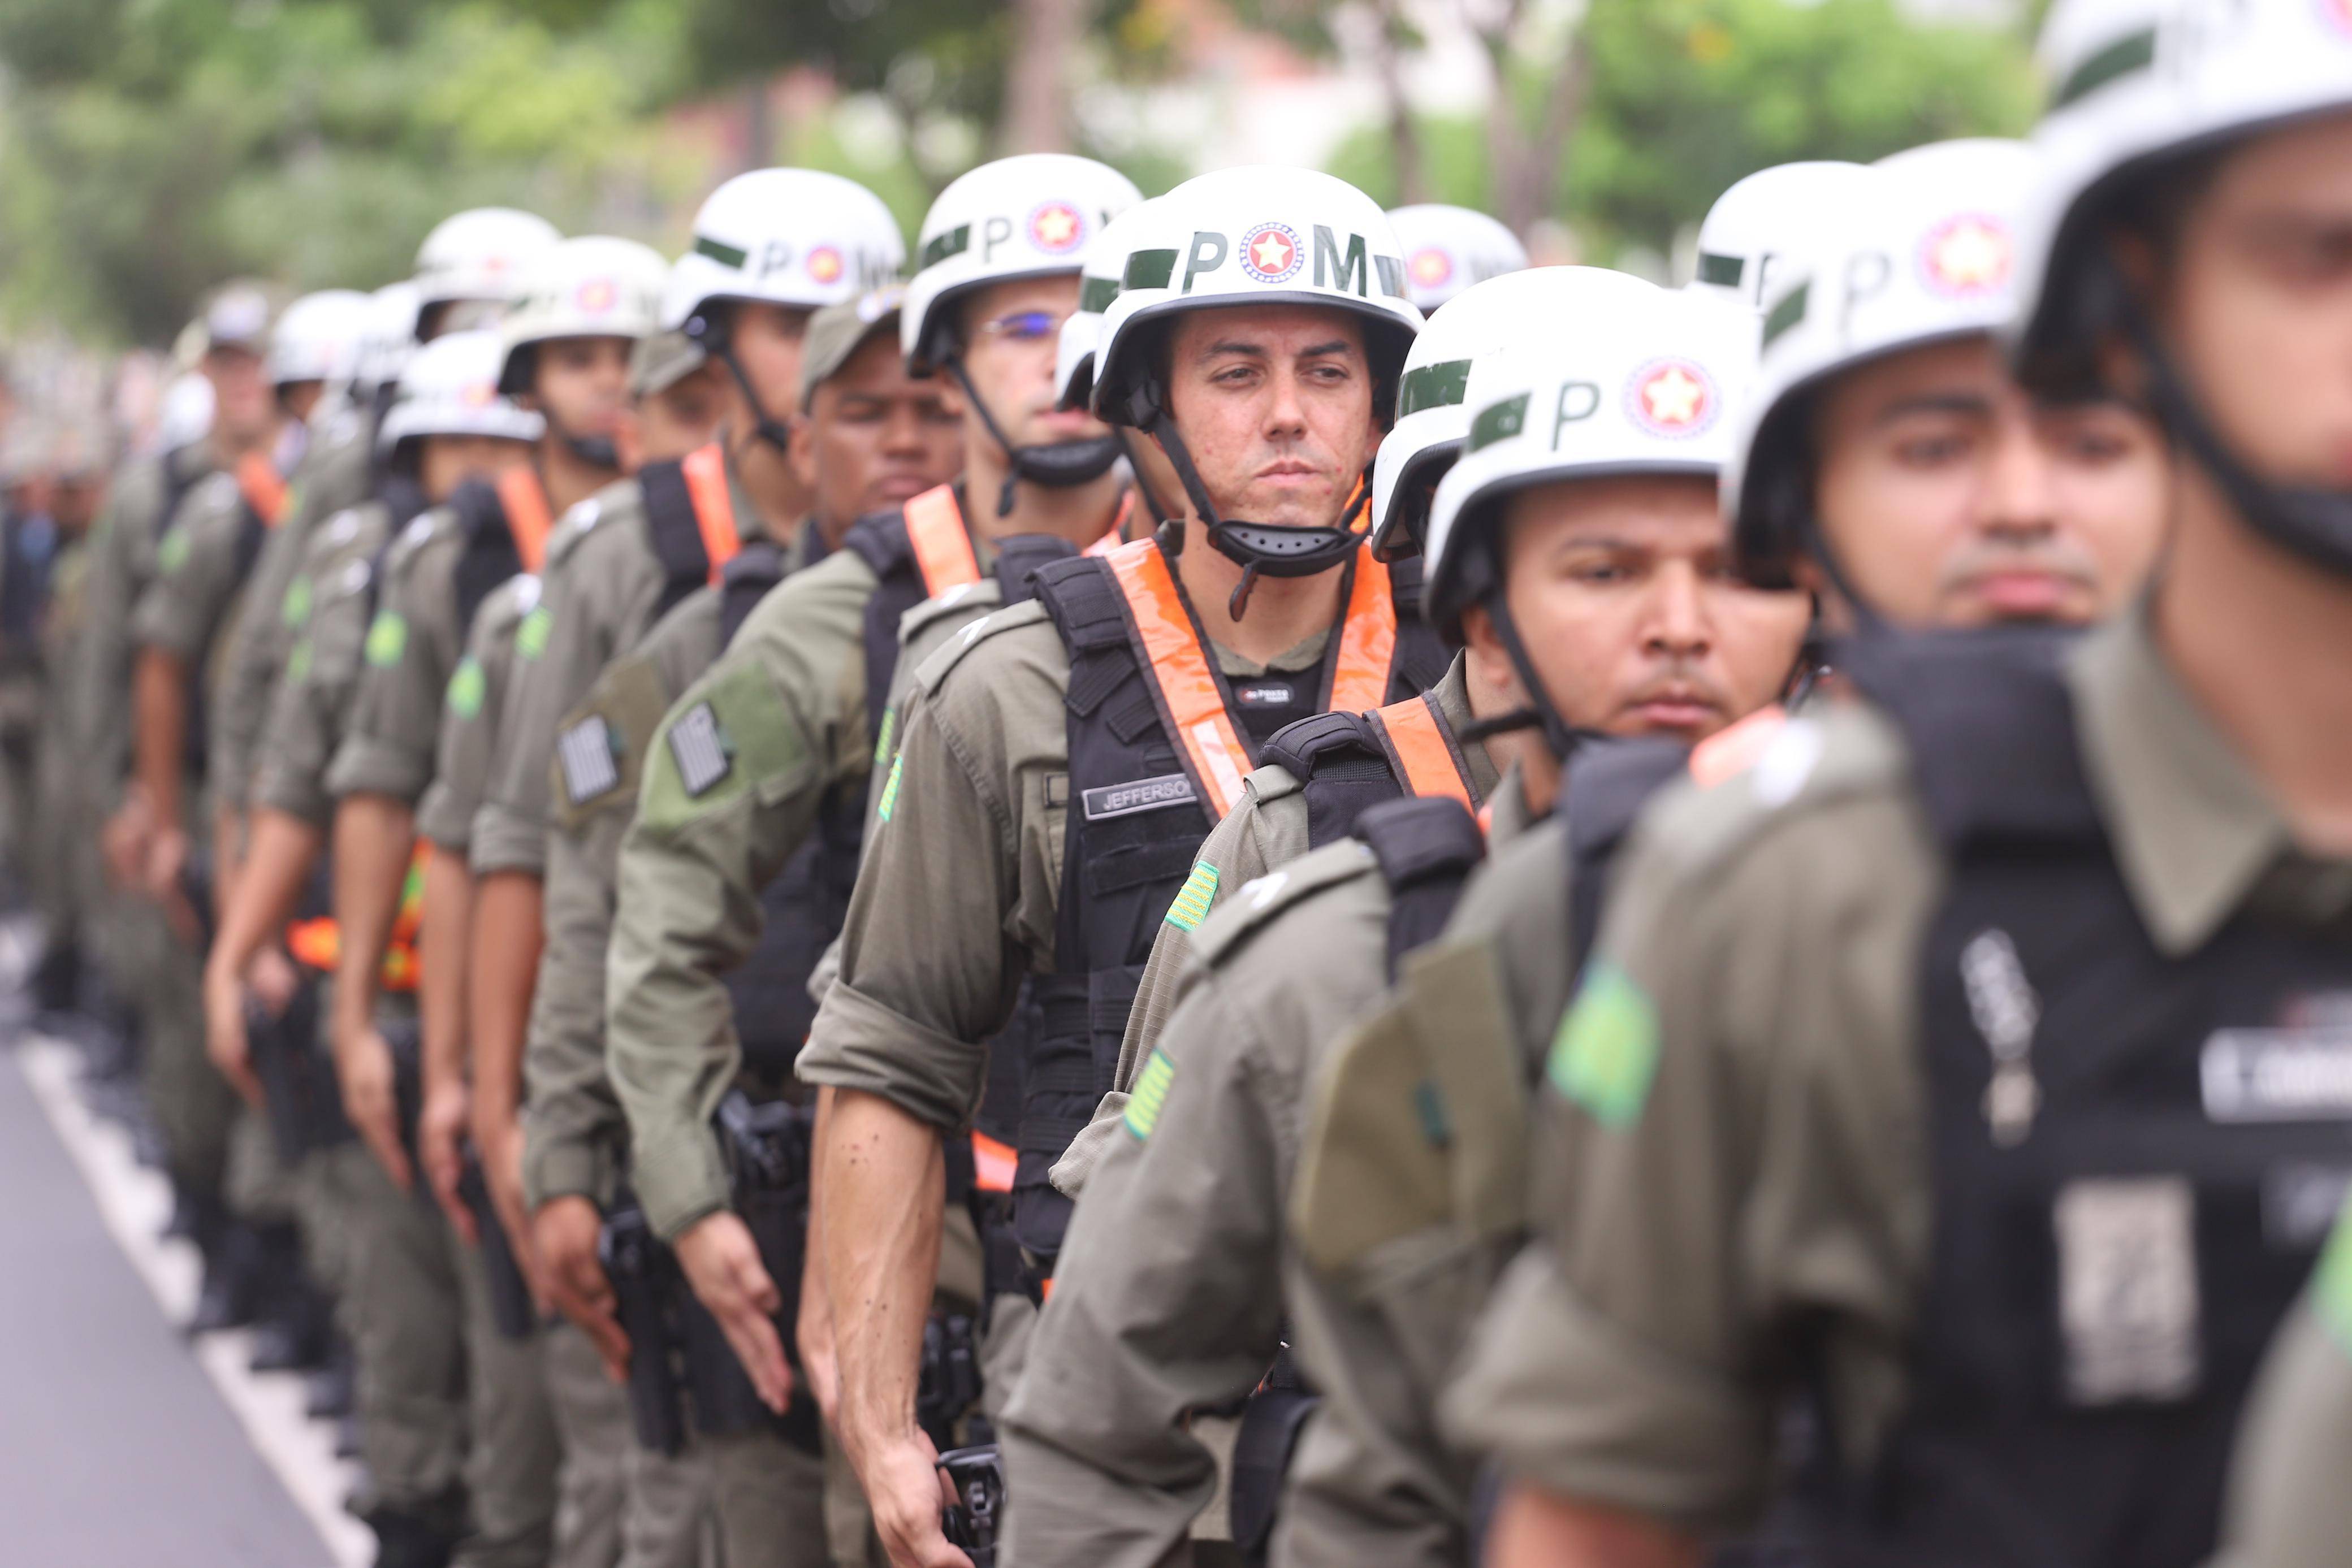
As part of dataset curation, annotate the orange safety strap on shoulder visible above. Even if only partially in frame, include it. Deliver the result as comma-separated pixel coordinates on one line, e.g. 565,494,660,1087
496,465,555,573
903,484,980,596
970,1131,1017,1195
681,443,743,583
1373,693,1475,809
236,452,289,527
1103,538,1253,820
1327,542,1399,717
1688,703,1787,790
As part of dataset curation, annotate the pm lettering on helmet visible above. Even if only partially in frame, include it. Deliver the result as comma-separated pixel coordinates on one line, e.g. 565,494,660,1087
981,215,1017,262
1313,226,1368,296
1552,382,1601,448
1840,250,1894,344
1182,232,1229,293
754,241,797,280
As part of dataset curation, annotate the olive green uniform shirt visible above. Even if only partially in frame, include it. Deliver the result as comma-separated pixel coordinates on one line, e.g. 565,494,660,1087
472,460,768,880
794,587,1330,1136
1442,612,2352,1538
249,503,395,830
517,509,814,1211
328,506,475,808
211,410,371,813
416,574,538,855
997,768,1532,1568
72,441,215,809
607,541,1008,1244
2212,1205,2352,1568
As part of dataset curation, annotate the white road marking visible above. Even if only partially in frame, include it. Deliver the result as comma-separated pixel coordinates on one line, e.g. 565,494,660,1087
15,1037,371,1568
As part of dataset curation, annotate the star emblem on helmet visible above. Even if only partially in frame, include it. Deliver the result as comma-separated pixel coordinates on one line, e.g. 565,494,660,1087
573,277,619,314
1029,202,1087,254
807,246,845,285
1626,359,1717,438
1240,222,1303,284
1408,248,1453,289
461,380,497,408
1918,213,2013,298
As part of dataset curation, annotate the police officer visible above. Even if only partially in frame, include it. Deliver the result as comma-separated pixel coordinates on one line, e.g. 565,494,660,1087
1433,3,2352,1561
619,326,724,469
798,164,1449,1565
1274,134,2184,1568
999,281,1810,1568
1385,204,1532,315
1680,161,1868,314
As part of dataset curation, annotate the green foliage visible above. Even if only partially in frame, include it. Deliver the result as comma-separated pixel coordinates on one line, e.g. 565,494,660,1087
1326,0,2038,263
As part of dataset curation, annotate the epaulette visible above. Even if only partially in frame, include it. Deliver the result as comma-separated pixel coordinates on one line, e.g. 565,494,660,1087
188,470,240,511
386,506,451,571
545,479,632,569
896,577,1001,653
909,597,1053,694
1191,839,1378,969
325,554,374,603
1236,760,1304,808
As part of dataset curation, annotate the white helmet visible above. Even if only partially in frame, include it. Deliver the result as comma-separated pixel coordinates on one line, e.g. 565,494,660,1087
412,208,561,331
902,153,1145,372
156,373,215,451
1724,139,2036,577
266,289,373,388
1385,203,1531,313
662,168,904,332
1373,266,1661,558
377,329,544,458
1089,166,1424,579
497,236,669,395
356,282,423,395
1425,288,1755,643
1056,197,1165,412
1688,162,1873,313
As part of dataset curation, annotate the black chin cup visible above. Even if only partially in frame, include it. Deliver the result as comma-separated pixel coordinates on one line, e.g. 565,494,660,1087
1202,521,1362,578
559,431,621,473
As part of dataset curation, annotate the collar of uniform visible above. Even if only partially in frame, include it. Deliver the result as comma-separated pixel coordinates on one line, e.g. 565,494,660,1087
1212,624,1331,679
720,445,779,543
1484,760,1538,846
788,512,828,571
1427,651,1504,803
2067,604,2295,958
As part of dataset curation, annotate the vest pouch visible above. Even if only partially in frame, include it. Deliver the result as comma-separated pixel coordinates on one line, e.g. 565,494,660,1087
678,1283,823,1455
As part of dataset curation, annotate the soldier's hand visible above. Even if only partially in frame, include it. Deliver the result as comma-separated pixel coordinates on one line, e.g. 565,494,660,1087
676,1211,793,1415
199,954,262,1107
535,1195,629,1379
855,1433,970,1568
336,1024,412,1190
418,1081,474,1245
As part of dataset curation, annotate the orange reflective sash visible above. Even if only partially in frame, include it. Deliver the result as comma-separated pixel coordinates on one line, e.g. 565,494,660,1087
1372,693,1474,809
236,452,289,527
496,465,555,573
680,443,743,584
903,484,980,596
283,843,427,993
1327,542,1399,716
971,1131,1017,1195
1102,538,1254,820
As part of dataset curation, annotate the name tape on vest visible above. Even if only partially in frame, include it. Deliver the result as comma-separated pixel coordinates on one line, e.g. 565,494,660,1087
2200,1026,2352,1122
1082,771,1199,822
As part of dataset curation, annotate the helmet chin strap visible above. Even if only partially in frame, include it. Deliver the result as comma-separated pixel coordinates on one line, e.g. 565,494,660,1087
688,313,797,456
1459,595,1606,766
1132,397,1365,620
556,430,621,473
944,357,1121,519
2108,266,2352,579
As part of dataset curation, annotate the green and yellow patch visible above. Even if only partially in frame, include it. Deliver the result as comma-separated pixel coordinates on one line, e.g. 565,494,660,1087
364,611,408,668
875,752,905,824
447,657,486,721
871,706,896,768
281,575,312,629
1547,961,1661,1129
1163,861,1218,932
1125,1049,1176,1140
516,604,552,660
157,528,191,575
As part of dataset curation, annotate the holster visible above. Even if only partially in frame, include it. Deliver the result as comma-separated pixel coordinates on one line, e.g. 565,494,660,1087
937,1443,1005,1568
916,1311,984,1453
381,1016,425,1163
1229,1347,1320,1564
598,1197,689,1456
716,1089,812,1355
247,979,348,1162
457,1150,538,1340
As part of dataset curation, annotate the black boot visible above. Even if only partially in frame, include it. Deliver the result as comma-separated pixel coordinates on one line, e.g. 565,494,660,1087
185,1216,269,1336
365,1489,466,1568
336,1412,363,1460
247,1225,330,1371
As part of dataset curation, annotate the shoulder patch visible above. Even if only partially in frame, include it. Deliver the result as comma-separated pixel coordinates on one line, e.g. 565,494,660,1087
1547,960,1661,1129
280,575,313,629
1125,1048,1178,1141
1191,839,1379,966
516,604,553,660
1163,860,1220,933
555,713,622,805
875,751,905,824
911,599,1054,694
667,701,733,799
156,526,192,576
364,610,408,668
447,657,486,721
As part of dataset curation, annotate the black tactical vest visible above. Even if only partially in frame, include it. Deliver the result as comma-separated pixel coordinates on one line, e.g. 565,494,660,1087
448,474,531,637
1798,631,2352,1568
1015,546,1450,1274
639,454,737,624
